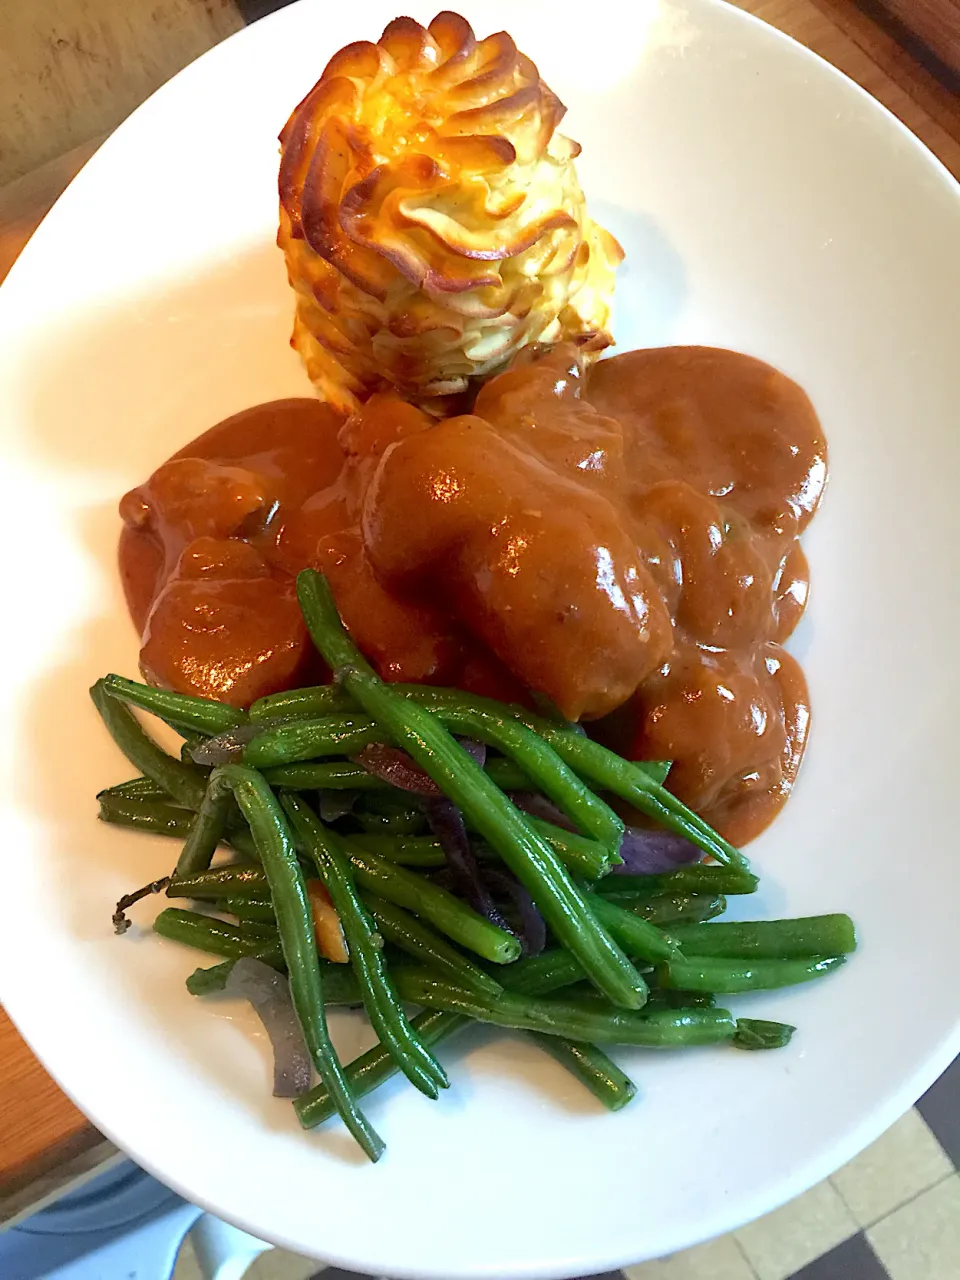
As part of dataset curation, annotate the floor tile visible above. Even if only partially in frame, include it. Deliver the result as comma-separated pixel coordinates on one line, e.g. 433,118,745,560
249,1246,323,1280
788,1232,889,1280
172,1235,203,1280
867,1173,960,1280
734,1180,858,1280
308,1270,364,1280
915,1054,960,1167
830,1107,953,1227
624,1234,757,1279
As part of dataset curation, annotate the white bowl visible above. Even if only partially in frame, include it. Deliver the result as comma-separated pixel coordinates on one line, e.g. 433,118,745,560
1,1,959,1275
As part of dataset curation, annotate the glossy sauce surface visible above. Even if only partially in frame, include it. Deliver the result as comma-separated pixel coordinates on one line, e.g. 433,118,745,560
119,344,825,842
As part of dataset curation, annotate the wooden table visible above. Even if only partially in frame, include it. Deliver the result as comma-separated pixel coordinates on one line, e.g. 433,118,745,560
1,0,958,1226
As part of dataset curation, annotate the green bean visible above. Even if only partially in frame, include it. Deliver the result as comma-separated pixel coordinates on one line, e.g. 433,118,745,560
154,907,270,959
295,972,640,1124
733,1018,796,1050
639,761,671,786
295,967,369,1005
186,953,363,1003
658,954,846,993
498,949,586,996
311,943,647,1122
295,1010,465,1129
253,681,666,798
520,820,613,879
167,865,270,901
508,733,744,870
596,867,759,901
396,971,736,1046
221,819,261,861
176,772,235,875
499,935,720,1005
361,790,422,820
91,680,207,810
98,793,258,858
99,792,196,838
282,793,448,1099
243,714,385,769
348,834,446,867
441,822,609,878
394,687,748,871
584,892,680,965
250,684,352,723
259,756,530,794
507,975,713,1014
481,758,533,790
187,951,278,995
238,918,280,941
252,684,662,800
225,817,262,861
342,843,520,965
221,896,276,922
101,673,247,736
392,699,624,852
495,938,651,1002
297,570,646,1010
355,804,427,836
529,1033,636,1110
635,894,727,926
262,762,387,790
667,915,857,959
186,947,284,993
643,989,717,1010
255,698,623,851
252,711,470,774
210,765,384,1161
98,776,175,803
509,959,641,1112
554,982,621,1007
350,822,611,880
560,981,707,1012
361,892,503,999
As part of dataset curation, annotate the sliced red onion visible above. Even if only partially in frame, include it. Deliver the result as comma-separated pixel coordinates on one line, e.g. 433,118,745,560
509,791,576,832
354,744,442,795
423,798,510,932
428,868,456,893
225,957,312,1097
512,788,700,873
612,827,702,874
480,866,547,957
459,739,488,769
354,740,487,795
191,722,264,766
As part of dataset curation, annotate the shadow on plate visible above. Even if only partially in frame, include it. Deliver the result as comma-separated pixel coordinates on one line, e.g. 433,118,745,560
592,200,687,350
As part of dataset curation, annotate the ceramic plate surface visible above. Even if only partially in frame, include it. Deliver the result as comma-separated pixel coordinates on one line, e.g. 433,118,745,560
1,0,959,1274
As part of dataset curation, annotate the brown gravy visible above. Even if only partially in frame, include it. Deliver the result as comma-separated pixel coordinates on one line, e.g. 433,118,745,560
119,344,825,843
